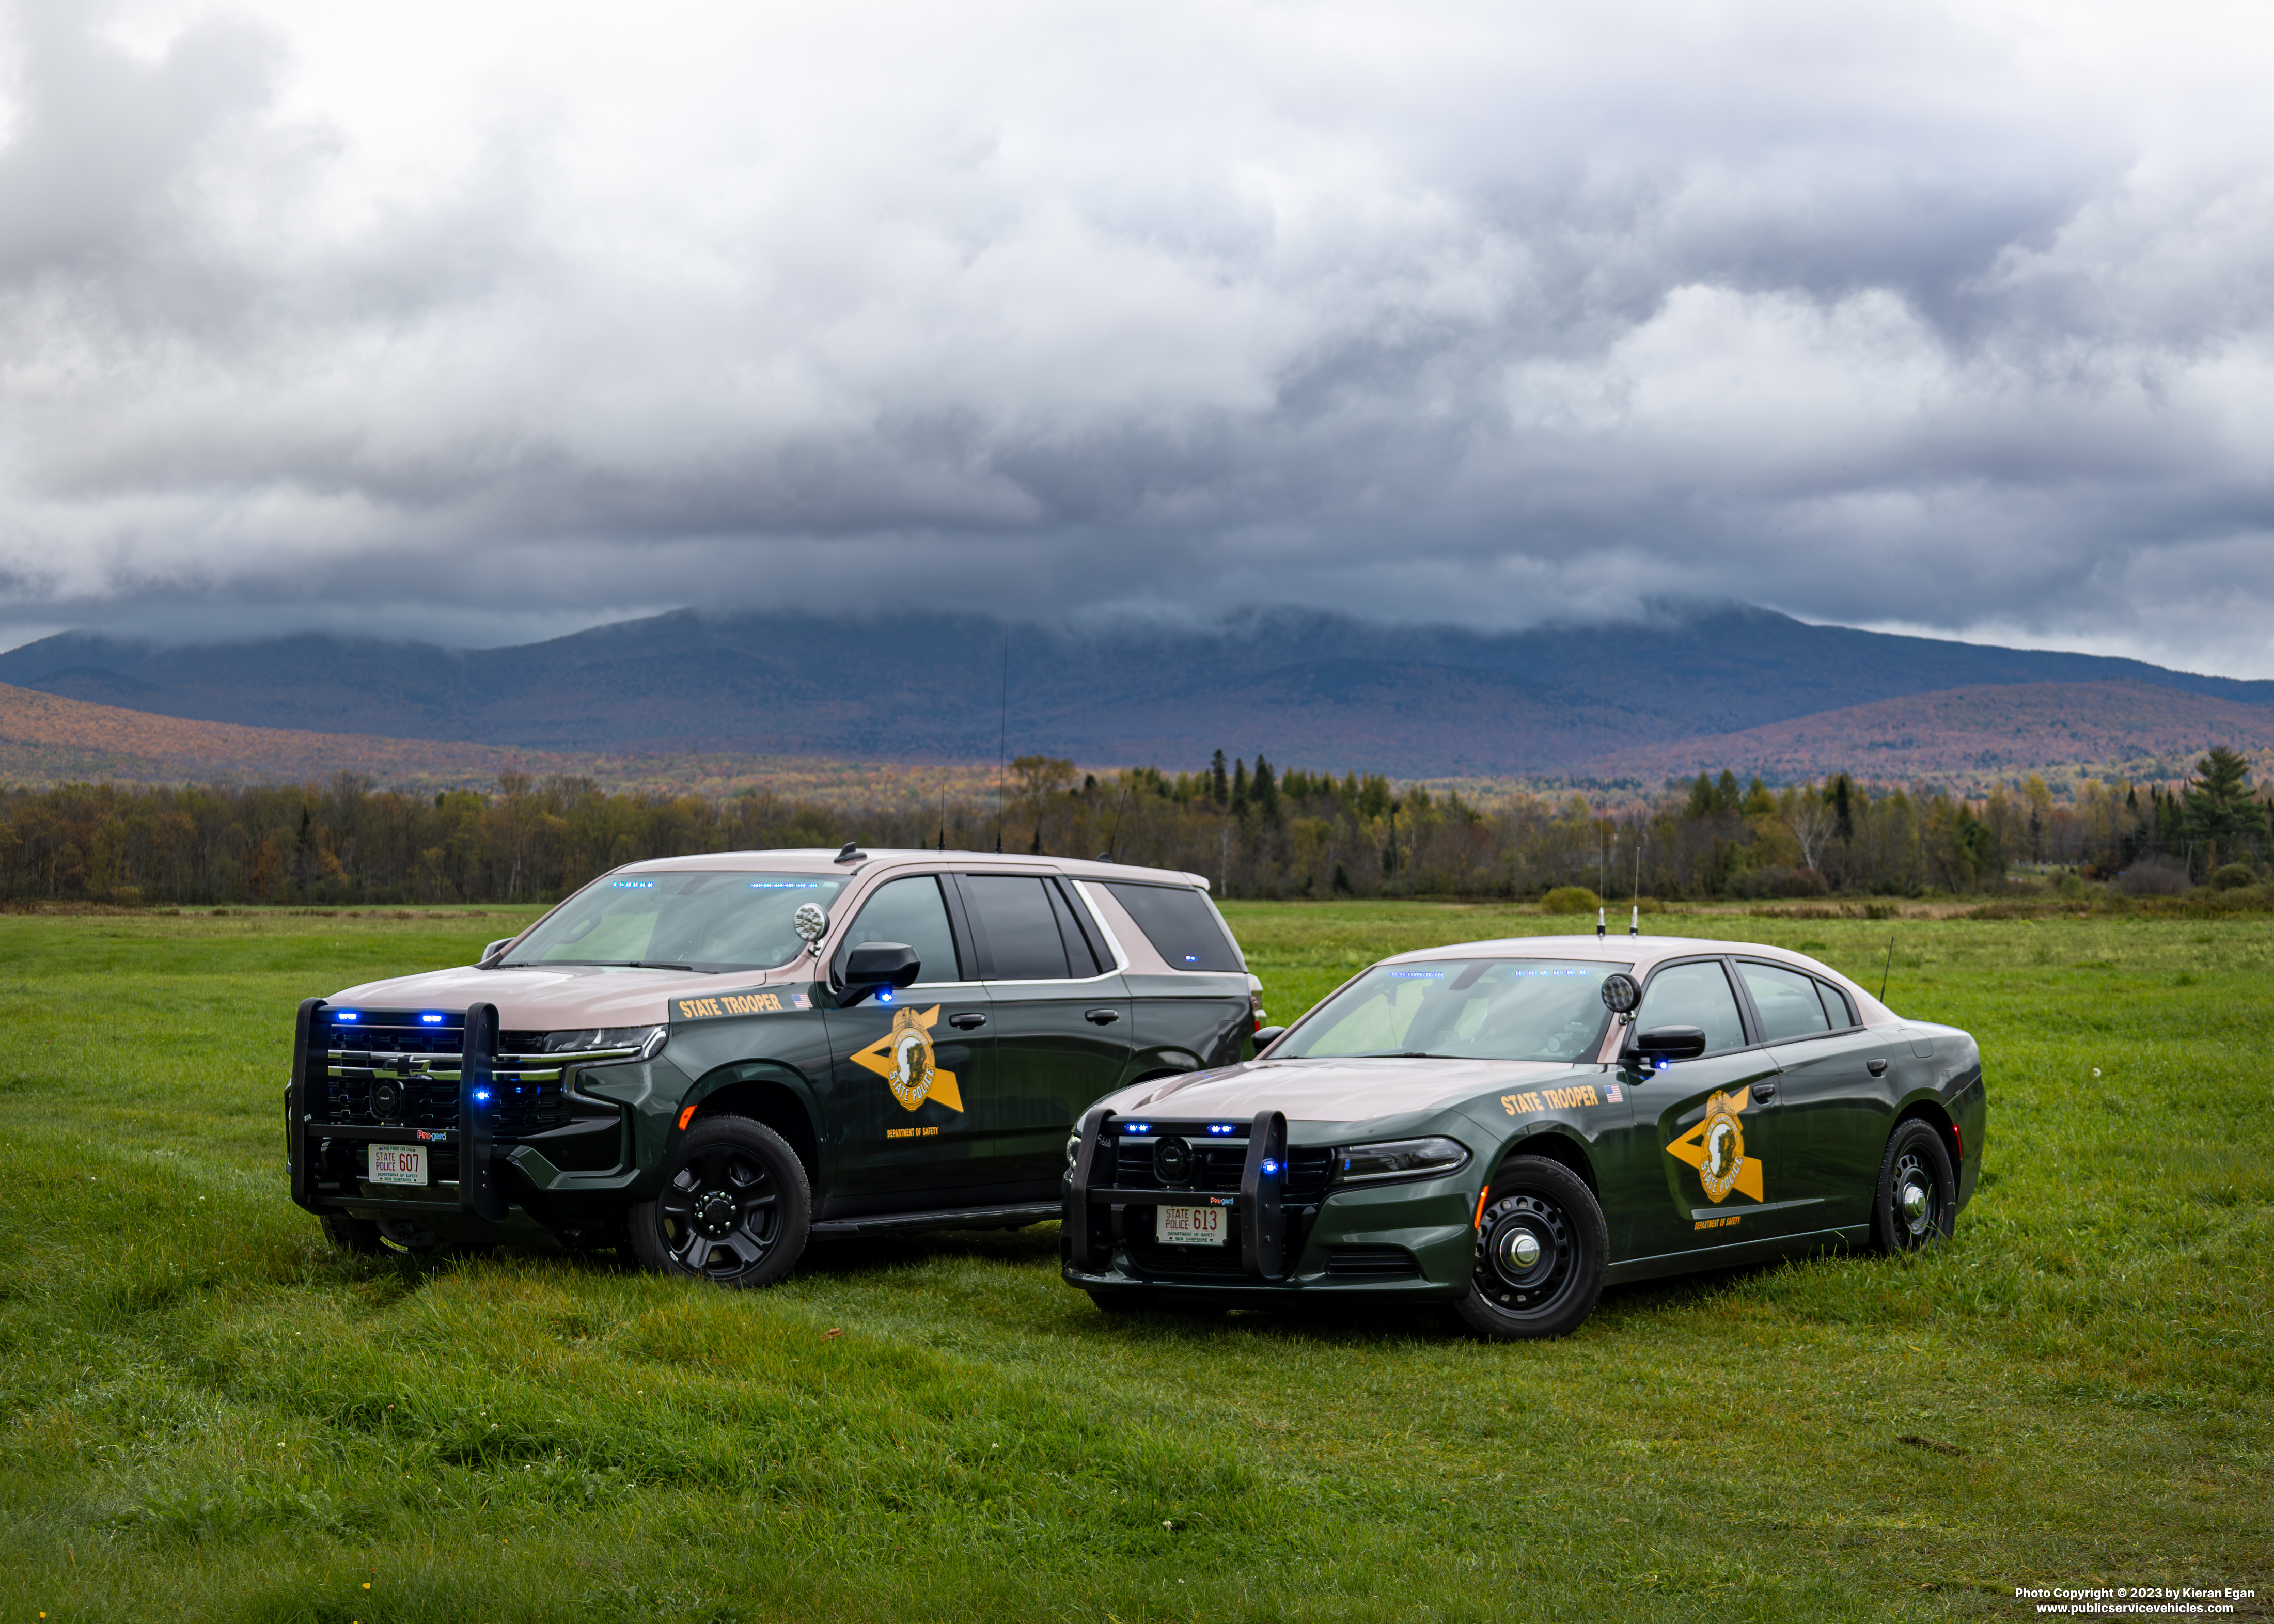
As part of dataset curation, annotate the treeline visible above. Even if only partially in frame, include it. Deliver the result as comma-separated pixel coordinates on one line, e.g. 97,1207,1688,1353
2,749,2267,907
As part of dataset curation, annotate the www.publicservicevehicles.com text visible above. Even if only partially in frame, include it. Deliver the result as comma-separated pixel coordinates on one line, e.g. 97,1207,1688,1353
2016,1586,2253,1616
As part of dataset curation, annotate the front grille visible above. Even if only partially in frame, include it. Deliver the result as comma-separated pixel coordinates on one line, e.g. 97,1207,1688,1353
1325,1244,1420,1279
1108,1129,1332,1202
317,1010,638,1137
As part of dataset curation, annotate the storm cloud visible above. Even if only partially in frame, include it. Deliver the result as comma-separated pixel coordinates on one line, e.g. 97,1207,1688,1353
2,0,2272,672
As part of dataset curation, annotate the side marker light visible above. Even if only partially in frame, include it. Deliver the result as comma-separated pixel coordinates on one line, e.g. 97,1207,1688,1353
679,1106,697,1131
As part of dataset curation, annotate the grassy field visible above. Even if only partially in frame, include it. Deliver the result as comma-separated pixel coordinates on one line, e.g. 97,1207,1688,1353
1,901,2267,1622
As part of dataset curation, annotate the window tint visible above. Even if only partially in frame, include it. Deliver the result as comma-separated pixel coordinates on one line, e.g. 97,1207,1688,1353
839,875,962,985
1739,960,1833,1043
1103,882,1243,971
1635,960,1747,1053
1046,880,1104,975
963,875,1073,980
1816,979,1856,1029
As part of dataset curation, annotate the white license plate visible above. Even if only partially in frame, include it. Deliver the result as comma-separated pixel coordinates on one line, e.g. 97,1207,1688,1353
1156,1204,1227,1246
366,1144,427,1186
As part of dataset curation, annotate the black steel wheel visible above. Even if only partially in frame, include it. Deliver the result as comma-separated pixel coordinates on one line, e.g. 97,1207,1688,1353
1872,1118,1956,1254
630,1116,811,1288
1451,1155,1608,1341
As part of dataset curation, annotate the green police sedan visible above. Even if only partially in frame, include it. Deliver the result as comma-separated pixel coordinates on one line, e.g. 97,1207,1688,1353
1062,934,1984,1338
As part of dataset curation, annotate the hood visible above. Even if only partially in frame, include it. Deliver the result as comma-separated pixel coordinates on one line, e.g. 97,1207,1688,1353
326,963,803,1032
1112,1056,1592,1125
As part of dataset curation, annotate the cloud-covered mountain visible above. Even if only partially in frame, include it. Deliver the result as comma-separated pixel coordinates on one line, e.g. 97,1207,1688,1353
5,604,2268,778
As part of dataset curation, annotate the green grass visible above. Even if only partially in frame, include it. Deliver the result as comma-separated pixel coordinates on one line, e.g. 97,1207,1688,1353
1,902,2268,1621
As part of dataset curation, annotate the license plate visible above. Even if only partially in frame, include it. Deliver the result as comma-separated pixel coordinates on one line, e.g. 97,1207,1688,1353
367,1144,427,1186
1156,1204,1227,1246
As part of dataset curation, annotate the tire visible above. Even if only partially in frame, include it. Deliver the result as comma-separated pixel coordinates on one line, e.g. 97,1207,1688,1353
320,1214,383,1254
1451,1155,1609,1341
1872,1118,1956,1254
630,1116,812,1288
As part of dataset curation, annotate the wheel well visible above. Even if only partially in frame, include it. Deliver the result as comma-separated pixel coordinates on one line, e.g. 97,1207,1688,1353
692,1080,818,1182
1495,1132,1598,1196
1895,1099,1960,1168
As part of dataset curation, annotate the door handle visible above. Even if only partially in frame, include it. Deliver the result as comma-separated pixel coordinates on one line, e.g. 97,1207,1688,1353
1084,1008,1122,1025
1752,1083,1778,1102
1867,1058,1888,1077
947,1011,987,1030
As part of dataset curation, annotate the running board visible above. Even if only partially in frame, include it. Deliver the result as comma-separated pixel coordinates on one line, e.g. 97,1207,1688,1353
811,1203,1059,1239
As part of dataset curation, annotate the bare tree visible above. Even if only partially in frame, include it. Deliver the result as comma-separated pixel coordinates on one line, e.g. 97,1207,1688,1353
1785,795,1836,875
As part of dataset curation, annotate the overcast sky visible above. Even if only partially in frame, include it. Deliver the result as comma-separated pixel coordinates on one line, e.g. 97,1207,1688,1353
2,0,2271,674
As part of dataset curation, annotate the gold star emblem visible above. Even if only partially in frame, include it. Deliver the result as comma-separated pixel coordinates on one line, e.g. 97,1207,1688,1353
850,1005,963,1113
1665,1086,1762,1203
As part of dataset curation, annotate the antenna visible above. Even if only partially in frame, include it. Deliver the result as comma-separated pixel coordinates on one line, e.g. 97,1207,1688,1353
1104,777,1132,862
996,624,1008,854
1629,904,1639,938
1596,906,1606,941
1879,936,1895,1002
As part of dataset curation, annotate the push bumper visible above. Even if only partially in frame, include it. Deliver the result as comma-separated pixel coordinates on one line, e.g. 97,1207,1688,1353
1060,1106,1475,1300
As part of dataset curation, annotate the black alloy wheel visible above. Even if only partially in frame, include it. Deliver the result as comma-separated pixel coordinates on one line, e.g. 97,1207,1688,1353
1872,1118,1956,1254
630,1116,811,1288
1451,1155,1608,1341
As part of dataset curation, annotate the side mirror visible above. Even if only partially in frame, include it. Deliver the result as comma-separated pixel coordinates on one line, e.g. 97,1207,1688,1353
840,941,920,1006
1629,1025,1707,1063
480,937,516,965
1252,1026,1287,1052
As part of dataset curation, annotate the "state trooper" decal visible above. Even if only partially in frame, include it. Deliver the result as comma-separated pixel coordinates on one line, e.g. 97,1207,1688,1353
850,1005,964,1114
1664,1086,1763,1203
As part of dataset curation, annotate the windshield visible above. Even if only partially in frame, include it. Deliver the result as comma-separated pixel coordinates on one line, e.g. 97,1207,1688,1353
500,872,849,974
1276,958,1624,1063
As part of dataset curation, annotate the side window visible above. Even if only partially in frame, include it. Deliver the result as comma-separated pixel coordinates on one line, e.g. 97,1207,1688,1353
961,875,1073,981
1738,960,1833,1043
838,875,962,985
1046,880,1105,976
1816,979,1857,1030
1635,960,1748,1054
1102,881,1243,971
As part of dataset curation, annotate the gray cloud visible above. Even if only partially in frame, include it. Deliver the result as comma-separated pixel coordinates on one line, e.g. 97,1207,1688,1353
2,0,2272,674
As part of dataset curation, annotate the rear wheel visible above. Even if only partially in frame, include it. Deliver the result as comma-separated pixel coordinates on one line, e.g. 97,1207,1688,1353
630,1116,811,1288
1451,1156,1608,1341
1872,1119,1955,1253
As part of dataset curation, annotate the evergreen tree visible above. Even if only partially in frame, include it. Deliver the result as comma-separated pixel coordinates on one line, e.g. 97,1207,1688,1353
1210,749,1229,805
1253,754,1280,822
2183,747,2258,868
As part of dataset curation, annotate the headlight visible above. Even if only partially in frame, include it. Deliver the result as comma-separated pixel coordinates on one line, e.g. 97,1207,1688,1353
531,1025,667,1057
1334,1136,1471,1184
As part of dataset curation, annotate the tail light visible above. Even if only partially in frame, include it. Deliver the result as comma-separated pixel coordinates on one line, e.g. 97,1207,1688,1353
1250,990,1267,1033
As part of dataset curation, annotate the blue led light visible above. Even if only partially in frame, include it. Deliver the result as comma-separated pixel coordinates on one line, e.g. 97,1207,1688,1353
1261,1159,1281,1175
1183,954,1199,963
1208,1124,1235,1135
749,882,821,889
335,1011,359,1022
611,880,655,889
473,1089,491,1102
877,989,893,1004
1386,970,1446,979
1124,1123,1150,1135
420,1013,444,1024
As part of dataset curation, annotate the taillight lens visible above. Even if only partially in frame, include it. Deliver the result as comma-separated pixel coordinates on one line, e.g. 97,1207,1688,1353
1250,991,1267,1033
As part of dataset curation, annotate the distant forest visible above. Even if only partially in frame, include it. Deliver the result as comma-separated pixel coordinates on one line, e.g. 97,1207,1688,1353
2,748,2268,907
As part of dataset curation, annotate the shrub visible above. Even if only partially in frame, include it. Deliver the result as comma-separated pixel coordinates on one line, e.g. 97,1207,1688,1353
2213,862,2256,890
1540,886,1599,915
1734,865,1830,900
2116,860,2190,896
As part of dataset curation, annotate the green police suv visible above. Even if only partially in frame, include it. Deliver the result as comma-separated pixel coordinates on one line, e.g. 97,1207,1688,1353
1062,935,1984,1337
287,849,1261,1281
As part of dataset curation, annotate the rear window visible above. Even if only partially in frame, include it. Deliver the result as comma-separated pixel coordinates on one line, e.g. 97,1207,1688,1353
1103,882,1243,972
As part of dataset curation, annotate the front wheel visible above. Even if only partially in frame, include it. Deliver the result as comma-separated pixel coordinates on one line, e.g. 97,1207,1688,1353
1872,1119,1955,1254
1450,1155,1608,1341
630,1116,811,1288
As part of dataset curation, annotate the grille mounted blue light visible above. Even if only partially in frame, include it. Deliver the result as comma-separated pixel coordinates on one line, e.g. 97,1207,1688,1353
473,1089,492,1103
1207,1124,1235,1135
420,1013,444,1024
335,1011,359,1022
1123,1123,1150,1136
1261,1159,1281,1175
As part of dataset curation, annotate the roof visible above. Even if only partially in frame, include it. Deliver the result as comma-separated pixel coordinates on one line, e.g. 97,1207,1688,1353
612,848,1210,888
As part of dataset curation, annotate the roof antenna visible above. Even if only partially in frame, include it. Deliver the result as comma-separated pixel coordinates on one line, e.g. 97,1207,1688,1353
1596,906,1606,941
1879,936,1895,1003
1101,777,1132,863
1629,904,1639,938
835,842,866,864
996,624,1008,854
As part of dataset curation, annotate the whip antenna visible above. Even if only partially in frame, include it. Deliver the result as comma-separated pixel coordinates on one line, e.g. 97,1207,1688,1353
1880,936,1895,1003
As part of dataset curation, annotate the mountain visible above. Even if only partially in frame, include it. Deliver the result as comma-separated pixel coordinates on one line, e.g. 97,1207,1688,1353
1568,681,2274,785
3,604,2268,778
